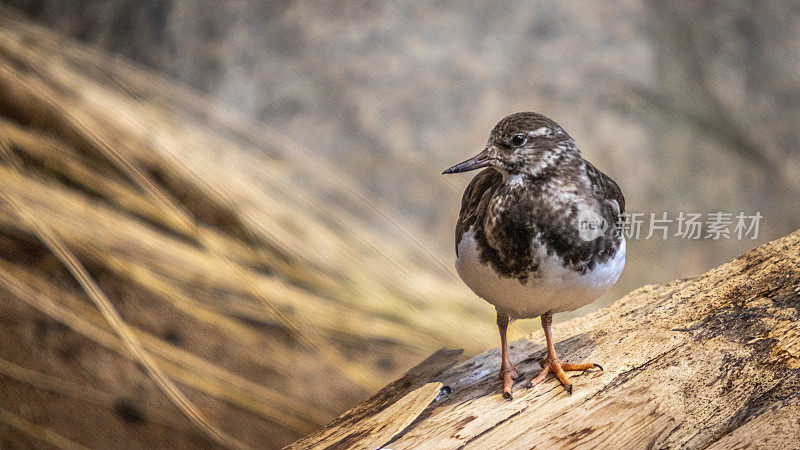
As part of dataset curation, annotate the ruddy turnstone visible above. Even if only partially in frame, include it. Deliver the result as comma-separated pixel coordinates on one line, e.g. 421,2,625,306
444,112,625,399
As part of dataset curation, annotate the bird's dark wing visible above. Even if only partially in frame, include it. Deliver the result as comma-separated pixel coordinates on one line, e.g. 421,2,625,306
455,168,502,256
584,161,625,216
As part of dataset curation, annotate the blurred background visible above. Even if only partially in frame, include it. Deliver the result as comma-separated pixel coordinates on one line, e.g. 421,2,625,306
1,1,798,448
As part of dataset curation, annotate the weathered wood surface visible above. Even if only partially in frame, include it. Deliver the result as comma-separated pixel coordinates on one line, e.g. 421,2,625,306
291,230,800,449
286,348,462,449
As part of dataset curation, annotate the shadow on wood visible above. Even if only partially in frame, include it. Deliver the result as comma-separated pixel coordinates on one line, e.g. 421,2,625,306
291,229,800,449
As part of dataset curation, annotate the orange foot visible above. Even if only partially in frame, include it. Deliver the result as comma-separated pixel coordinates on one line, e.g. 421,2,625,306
499,363,524,400
528,358,602,395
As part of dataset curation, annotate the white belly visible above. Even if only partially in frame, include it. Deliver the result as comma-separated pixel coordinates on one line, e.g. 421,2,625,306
455,227,625,319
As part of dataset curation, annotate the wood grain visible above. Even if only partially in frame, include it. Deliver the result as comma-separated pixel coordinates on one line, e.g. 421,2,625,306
287,348,461,449
293,230,800,449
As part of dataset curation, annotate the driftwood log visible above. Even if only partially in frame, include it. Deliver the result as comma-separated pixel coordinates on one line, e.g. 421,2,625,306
290,230,800,449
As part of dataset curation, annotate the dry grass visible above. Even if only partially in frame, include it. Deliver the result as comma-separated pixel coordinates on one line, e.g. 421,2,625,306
0,9,506,449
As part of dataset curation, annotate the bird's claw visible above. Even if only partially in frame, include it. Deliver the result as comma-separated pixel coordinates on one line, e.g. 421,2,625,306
500,364,523,400
526,359,602,395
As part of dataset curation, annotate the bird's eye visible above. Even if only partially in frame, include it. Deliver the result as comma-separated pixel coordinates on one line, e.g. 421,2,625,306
510,134,527,147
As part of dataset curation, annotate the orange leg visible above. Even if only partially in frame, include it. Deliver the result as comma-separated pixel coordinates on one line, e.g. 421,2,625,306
528,312,602,395
497,311,523,399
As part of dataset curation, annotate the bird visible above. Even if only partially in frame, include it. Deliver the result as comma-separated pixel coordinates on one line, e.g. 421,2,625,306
443,112,625,399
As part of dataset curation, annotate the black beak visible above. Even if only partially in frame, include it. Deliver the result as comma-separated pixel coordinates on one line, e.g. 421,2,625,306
442,148,493,174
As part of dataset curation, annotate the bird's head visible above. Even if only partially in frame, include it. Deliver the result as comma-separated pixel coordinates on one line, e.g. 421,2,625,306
443,112,576,177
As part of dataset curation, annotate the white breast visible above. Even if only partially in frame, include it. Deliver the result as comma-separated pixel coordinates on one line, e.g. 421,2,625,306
455,227,625,319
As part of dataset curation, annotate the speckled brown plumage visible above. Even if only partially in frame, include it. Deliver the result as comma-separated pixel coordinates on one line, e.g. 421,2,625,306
453,113,624,284
445,111,626,398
